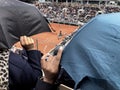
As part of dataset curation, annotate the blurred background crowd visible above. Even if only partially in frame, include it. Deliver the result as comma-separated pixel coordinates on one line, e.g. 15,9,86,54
34,1,120,25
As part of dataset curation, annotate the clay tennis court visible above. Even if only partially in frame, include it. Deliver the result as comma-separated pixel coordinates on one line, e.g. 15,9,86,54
16,23,79,54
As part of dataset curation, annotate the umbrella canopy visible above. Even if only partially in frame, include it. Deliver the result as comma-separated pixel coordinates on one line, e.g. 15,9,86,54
61,13,120,90
0,0,51,49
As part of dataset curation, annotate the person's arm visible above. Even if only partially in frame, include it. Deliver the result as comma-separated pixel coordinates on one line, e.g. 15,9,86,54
35,46,63,90
20,36,63,89
9,36,43,89
19,36,42,87
20,35,43,75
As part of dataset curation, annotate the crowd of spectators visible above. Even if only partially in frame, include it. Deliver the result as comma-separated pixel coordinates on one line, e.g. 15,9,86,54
34,2,120,26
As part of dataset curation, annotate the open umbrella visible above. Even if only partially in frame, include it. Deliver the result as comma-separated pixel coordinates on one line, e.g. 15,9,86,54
61,13,120,90
0,0,51,49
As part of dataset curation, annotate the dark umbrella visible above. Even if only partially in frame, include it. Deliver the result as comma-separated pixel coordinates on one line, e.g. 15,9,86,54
0,0,51,49
61,13,120,90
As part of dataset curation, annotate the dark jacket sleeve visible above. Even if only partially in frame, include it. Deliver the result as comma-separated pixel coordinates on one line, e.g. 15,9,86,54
35,79,58,90
20,50,43,85
9,50,43,89
26,50,43,77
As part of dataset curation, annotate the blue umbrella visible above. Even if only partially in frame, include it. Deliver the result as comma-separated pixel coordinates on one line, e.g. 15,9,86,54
61,13,120,90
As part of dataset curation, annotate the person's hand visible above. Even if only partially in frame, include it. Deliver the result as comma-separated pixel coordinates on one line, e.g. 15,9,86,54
41,47,63,84
20,36,35,51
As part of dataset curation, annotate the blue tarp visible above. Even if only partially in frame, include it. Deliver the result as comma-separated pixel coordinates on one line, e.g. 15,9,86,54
61,13,120,90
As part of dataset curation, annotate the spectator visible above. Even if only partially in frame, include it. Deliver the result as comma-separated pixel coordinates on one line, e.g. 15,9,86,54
9,36,65,90
9,36,42,90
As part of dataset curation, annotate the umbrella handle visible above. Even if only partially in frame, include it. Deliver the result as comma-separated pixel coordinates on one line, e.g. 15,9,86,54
35,39,39,50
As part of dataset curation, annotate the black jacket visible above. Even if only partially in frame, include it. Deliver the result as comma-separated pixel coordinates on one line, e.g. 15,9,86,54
9,50,42,90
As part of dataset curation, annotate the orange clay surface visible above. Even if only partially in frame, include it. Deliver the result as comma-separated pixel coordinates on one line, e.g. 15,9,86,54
15,23,79,54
